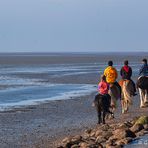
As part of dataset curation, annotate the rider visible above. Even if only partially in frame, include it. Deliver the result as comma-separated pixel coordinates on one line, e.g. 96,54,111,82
139,58,148,77
97,75,111,108
104,60,121,98
98,75,109,96
120,60,137,96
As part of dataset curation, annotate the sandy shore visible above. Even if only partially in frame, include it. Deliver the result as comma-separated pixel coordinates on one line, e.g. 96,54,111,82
0,91,148,148
0,53,147,148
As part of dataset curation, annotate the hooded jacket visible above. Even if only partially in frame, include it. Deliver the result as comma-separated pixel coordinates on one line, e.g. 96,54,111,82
120,65,132,80
104,66,118,83
139,63,148,76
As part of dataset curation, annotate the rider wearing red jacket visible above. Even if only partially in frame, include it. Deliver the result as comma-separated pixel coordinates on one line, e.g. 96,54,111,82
120,60,137,95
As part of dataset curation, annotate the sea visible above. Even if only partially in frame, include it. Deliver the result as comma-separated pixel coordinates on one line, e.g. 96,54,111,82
0,53,143,110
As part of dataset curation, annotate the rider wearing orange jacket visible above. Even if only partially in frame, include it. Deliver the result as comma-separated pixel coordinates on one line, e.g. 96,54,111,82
104,61,121,98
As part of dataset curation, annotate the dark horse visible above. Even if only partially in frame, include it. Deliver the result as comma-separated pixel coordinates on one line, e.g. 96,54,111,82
137,76,148,108
94,94,113,124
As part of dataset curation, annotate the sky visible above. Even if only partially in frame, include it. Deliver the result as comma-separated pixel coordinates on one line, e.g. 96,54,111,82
0,0,148,52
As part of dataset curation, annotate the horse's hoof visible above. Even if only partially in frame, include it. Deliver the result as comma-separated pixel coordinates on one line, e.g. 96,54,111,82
111,114,114,118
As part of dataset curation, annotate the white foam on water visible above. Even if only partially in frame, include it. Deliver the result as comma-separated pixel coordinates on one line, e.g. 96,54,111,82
0,84,96,111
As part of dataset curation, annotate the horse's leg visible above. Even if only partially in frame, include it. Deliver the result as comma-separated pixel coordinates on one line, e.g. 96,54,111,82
102,111,106,124
139,88,144,107
97,109,101,124
144,89,148,105
121,100,125,114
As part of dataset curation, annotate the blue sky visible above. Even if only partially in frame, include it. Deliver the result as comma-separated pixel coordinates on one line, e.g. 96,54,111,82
0,0,148,52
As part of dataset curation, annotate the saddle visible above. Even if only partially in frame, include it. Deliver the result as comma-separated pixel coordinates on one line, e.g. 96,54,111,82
119,79,130,87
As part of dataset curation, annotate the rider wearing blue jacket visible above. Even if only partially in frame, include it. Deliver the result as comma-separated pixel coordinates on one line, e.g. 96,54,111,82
139,59,148,76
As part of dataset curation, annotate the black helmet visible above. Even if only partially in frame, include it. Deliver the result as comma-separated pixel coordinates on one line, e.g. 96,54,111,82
108,60,113,66
124,60,128,65
142,58,147,64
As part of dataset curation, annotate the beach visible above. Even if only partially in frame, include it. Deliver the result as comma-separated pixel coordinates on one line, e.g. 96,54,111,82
0,52,147,148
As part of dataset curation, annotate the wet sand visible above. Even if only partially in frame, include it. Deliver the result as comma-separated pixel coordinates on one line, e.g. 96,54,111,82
0,92,148,148
0,52,147,148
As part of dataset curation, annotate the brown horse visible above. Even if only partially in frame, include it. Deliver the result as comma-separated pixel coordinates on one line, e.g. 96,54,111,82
119,79,134,114
108,83,120,115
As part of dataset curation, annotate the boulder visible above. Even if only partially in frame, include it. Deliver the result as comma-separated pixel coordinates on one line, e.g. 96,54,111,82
144,124,148,130
130,124,144,133
115,137,133,145
135,129,145,137
79,142,89,147
95,130,103,137
118,122,132,130
62,137,71,144
95,136,107,143
113,128,136,140
135,116,148,125
71,135,82,143
85,129,92,134
90,131,96,137
71,144,79,148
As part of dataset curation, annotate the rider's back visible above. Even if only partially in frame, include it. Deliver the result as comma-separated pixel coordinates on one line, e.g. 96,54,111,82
139,63,148,77
104,66,118,83
120,65,132,80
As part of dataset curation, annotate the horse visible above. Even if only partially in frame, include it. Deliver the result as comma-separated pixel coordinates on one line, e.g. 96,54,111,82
108,83,120,115
137,76,148,108
93,94,113,124
119,79,134,114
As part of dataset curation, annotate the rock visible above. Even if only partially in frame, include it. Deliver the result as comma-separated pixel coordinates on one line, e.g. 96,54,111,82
130,124,144,133
136,129,145,137
98,143,104,148
144,124,148,130
62,137,71,143
90,131,96,137
57,146,64,148
101,124,110,131
83,133,90,140
143,130,148,134
102,131,113,140
135,116,148,125
115,137,133,145
95,136,107,143
130,116,140,125
71,144,79,148
79,142,89,147
95,130,103,137
113,128,136,139
71,135,82,143
106,144,122,148
85,129,92,134
118,122,132,130
89,136,96,141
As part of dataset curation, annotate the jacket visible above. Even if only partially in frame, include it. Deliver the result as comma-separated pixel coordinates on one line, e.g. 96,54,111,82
139,64,148,76
104,66,118,83
98,81,109,95
120,65,132,80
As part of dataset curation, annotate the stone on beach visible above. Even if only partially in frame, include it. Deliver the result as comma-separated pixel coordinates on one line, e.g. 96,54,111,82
134,116,148,125
130,124,144,133
112,128,136,139
59,116,148,148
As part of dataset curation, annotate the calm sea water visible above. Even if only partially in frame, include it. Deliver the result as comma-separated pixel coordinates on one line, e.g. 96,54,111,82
0,61,140,110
